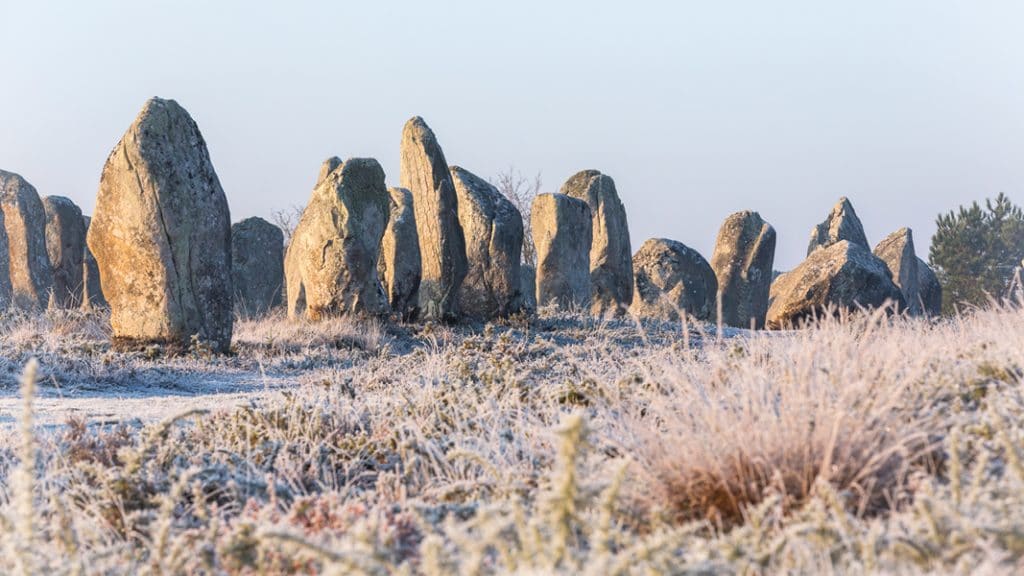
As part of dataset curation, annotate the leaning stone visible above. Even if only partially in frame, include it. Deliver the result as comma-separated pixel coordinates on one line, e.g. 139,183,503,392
285,158,390,320
560,170,633,316
451,166,524,319
0,170,53,310
531,193,592,310
710,211,776,329
81,216,107,309
87,97,234,352
43,196,86,309
873,228,921,316
807,197,870,255
768,240,905,329
378,187,421,320
231,217,284,317
917,257,942,317
399,116,467,321
631,238,717,322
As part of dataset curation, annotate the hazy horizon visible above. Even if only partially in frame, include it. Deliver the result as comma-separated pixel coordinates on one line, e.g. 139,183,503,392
2,1,1022,269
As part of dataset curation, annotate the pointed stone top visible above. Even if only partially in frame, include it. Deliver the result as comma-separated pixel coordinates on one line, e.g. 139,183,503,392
132,97,191,128
114,97,208,171
316,156,343,188
399,115,453,198
807,197,869,256
402,116,433,139
874,227,912,248
142,95,177,109
401,116,443,153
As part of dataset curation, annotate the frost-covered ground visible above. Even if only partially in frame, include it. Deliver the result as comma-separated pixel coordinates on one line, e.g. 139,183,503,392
0,309,710,427
0,305,1023,574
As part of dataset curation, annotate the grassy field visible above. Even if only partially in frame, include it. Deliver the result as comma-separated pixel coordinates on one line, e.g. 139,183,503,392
0,304,1022,574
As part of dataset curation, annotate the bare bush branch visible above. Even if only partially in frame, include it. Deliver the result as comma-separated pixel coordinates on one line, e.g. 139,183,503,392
271,204,305,246
492,167,543,266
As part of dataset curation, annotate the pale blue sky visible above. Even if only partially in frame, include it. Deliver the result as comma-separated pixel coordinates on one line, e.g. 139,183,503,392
1,1,1022,268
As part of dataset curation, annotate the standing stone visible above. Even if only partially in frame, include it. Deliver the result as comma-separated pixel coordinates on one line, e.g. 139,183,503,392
710,211,776,329
917,258,942,317
378,187,421,320
767,240,905,329
631,238,718,322
399,116,467,321
450,166,524,319
873,228,921,316
0,210,10,307
519,264,537,313
0,170,53,310
231,217,284,317
807,197,870,255
560,170,633,316
531,193,592,310
81,216,107,309
285,158,390,320
87,97,233,352
43,196,86,309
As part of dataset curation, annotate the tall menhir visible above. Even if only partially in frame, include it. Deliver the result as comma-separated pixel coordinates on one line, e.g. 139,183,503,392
399,117,468,321
87,97,233,352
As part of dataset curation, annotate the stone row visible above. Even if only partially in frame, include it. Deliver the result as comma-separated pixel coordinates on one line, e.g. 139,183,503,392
1,98,941,352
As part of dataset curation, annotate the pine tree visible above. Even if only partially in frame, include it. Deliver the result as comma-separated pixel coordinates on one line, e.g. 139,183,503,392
929,193,1024,314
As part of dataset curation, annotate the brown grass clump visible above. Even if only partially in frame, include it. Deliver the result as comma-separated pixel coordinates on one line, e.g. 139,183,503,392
620,308,951,526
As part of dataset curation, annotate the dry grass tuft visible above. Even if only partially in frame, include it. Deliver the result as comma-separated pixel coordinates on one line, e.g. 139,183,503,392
232,309,388,354
622,308,945,526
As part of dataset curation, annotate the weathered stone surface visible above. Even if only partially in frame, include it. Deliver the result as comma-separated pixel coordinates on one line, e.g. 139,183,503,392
43,196,86,308
531,193,592,310
0,170,53,310
631,238,717,321
873,228,921,316
807,197,870,255
81,216,106,309
0,209,11,307
231,217,284,317
450,166,524,319
399,116,467,321
285,157,390,320
710,211,776,329
378,187,421,320
87,97,233,352
560,170,633,316
519,264,537,313
768,240,905,329
316,156,342,188
917,257,942,317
